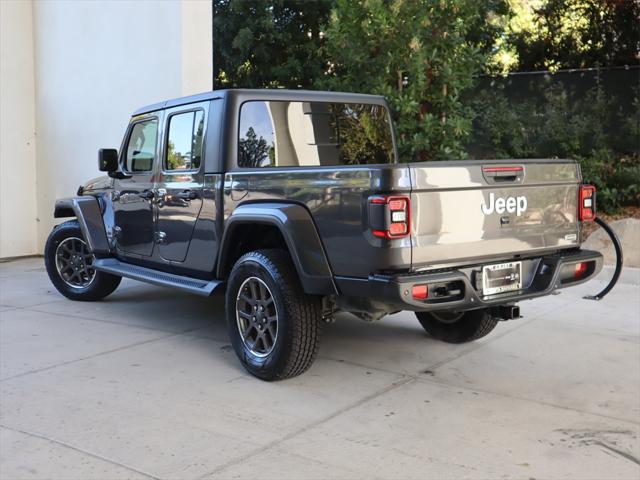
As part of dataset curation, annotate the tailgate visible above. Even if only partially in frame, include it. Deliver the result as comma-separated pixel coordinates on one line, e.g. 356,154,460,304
409,160,581,270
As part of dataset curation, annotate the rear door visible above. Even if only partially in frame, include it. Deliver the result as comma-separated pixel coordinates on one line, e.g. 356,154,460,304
154,103,207,262
409,160,581,270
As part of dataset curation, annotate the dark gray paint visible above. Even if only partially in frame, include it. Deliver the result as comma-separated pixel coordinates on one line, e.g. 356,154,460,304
223,165,412,278
218,203,337,295
94,258,221,296
155,102,208,262
54,197,110,254
49,88,604,317
335,248,603,313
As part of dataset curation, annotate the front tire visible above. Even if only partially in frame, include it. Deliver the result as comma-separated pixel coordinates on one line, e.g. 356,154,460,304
44,220,121,301
416,309,498,343
225,249,322,381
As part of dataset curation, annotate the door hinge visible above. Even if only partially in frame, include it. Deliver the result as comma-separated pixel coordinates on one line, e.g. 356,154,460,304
155,231,167,244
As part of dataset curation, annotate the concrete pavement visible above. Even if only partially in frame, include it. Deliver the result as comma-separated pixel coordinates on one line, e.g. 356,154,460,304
0,257,638,479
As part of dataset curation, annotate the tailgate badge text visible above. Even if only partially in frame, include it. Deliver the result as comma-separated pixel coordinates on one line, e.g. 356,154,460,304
482,193,528,216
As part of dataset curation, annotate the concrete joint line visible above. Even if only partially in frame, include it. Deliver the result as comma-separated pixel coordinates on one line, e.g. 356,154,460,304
198,375,415,479
319,357,640,427
593,440,640,466
0,424,161,480
417,375,640,426
24,305,201,335
0,329,199,383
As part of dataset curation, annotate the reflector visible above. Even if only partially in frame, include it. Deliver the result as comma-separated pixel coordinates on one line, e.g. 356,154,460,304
388,222,407,236
412,284,428,300
574,262,589,279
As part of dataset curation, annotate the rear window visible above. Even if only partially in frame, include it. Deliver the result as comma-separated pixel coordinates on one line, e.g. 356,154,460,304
238,101,395,168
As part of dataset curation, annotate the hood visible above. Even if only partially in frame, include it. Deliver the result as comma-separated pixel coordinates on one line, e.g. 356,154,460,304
82,175,113,193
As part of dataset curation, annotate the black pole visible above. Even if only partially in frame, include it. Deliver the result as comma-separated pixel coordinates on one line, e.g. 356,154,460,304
583,217,624,301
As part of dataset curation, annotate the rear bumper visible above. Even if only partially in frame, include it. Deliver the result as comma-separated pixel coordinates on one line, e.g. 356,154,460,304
334,249,603,312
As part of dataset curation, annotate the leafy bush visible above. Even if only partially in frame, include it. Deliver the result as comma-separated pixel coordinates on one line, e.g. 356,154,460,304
467,72,640,212
319,0,508,162
579,150,639,213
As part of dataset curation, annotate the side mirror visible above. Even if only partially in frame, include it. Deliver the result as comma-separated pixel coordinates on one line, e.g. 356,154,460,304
98,148,119,172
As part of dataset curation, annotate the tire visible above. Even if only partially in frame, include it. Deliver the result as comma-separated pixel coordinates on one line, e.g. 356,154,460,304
416,309,498,343
225,249,322,381
44,220,121,301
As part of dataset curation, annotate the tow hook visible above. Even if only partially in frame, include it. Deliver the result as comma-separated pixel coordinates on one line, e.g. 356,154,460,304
489,305,521,321
584,217,623,301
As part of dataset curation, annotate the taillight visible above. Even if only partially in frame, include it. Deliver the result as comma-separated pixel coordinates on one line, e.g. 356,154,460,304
369,195,411,239
579,185,596,222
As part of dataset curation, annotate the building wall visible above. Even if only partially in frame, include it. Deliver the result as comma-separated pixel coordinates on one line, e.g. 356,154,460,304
181,0,213,96
0,0,212,257
0,0,38,258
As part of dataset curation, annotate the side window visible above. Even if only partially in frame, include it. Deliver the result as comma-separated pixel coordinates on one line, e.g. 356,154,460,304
238,101,275,168
125,119,158,173
165,110,205,171
237,101,395,168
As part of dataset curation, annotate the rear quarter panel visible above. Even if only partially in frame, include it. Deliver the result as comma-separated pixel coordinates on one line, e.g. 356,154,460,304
223,165,412,277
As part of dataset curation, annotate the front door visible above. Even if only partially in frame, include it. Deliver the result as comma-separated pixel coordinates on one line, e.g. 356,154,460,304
155,106,206,262
113,115,160,257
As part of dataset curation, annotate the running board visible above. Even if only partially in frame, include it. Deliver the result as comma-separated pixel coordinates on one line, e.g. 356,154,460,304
93,258,222,296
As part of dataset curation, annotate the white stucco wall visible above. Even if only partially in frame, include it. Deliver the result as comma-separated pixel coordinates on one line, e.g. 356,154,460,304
0,0,38,258
0,0,212,257
32,0,212,251
182,0,213,96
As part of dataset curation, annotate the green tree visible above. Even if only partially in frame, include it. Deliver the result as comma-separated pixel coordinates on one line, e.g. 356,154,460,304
166,140,182,170
238,127,273,167
320,0,508,161
213,0,333,88
504,0,640,71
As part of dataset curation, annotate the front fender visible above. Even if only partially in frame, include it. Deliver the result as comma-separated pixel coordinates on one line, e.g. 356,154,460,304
54,197,110,254
218,203,337,295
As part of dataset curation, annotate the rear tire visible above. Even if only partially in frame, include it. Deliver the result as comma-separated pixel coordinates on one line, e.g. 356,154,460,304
416,309,498,343
225,249,322,381
44,220,121,301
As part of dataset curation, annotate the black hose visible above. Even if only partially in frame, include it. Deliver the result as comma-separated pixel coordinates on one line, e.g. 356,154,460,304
583,217,624,301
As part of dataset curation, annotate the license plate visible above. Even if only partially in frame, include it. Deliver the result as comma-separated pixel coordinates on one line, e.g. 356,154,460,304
482,261,522,296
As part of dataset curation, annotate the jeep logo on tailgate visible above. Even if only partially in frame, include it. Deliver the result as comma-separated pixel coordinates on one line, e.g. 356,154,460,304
482,193,528,216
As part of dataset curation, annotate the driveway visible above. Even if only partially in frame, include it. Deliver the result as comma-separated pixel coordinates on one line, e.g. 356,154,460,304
1,257,638,479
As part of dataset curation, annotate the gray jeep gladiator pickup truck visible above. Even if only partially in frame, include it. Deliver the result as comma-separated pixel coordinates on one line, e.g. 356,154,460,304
45,89,604,380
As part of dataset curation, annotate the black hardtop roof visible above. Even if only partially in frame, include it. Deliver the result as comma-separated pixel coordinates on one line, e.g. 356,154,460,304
132,89,388,116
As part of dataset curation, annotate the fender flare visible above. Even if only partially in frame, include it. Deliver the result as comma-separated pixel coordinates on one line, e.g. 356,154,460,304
217,203,337,295
54,197,110,254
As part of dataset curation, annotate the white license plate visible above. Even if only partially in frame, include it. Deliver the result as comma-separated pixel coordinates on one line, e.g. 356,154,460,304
482,261,522,296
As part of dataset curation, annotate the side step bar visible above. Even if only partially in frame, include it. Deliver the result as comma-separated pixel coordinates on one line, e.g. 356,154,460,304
93,258,222,297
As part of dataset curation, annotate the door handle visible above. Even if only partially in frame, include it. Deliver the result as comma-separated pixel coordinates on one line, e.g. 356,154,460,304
138,190,154,200
176,190,198,200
